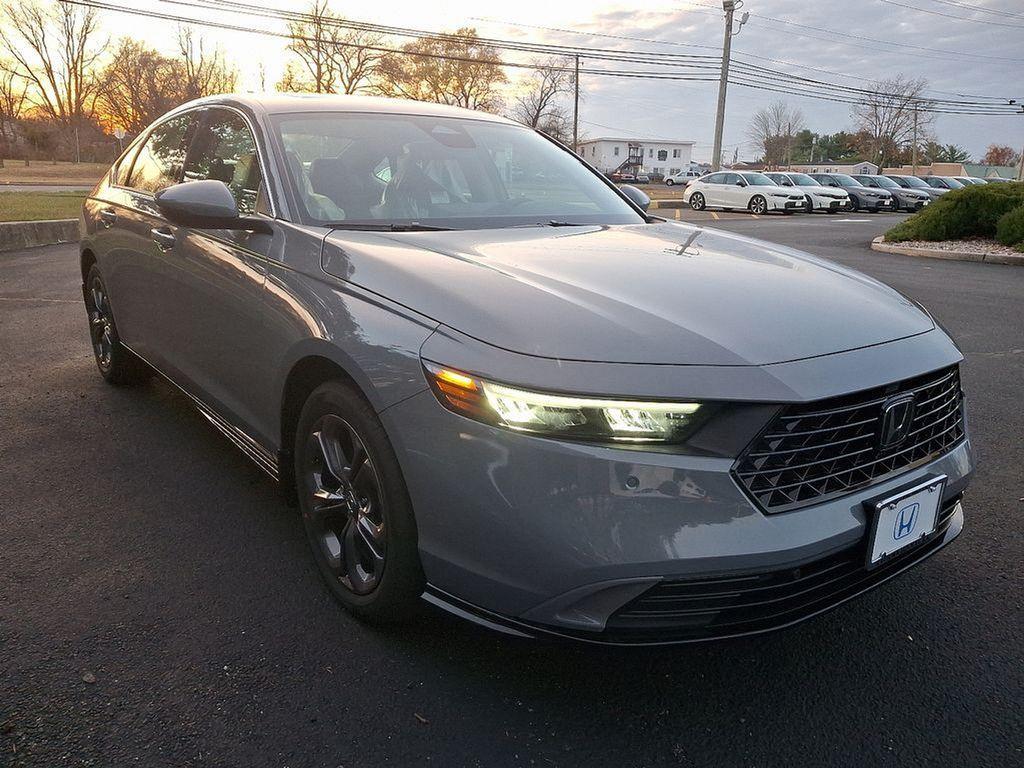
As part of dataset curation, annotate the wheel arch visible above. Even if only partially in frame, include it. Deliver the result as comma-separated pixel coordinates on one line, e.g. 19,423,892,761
80,247,97,283
276,341,392,497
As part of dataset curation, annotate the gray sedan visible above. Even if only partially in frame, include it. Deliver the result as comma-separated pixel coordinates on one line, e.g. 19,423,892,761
851,174,931,212
79,95,972,644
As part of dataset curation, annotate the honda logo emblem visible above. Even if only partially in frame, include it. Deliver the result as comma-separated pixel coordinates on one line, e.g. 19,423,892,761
879,395,915,450
893,502,920,540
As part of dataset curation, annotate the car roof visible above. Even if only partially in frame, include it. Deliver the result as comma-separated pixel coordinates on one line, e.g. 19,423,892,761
166,93,520,125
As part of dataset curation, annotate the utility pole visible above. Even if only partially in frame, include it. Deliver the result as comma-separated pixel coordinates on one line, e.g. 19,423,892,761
711,1,748,171
810,135,816,165
911,103,919,176
573,54,580,154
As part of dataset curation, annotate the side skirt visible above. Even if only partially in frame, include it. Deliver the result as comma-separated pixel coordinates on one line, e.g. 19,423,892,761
121,342,280,482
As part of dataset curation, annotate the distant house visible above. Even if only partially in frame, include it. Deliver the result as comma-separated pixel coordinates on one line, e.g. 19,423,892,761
788,161,880,175
576,137,695,176
884,162,1019,179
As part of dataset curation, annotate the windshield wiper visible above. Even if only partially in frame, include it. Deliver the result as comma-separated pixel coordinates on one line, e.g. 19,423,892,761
331,222,454,232
546,220,590,227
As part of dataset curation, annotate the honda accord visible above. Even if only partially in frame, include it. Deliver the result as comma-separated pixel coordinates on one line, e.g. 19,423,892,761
79,95,972,644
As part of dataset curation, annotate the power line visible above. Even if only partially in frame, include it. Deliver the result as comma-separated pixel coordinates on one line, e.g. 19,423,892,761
875,0,1024,27
55,0,1023,116
912,0,1024,19
179,0,1019,111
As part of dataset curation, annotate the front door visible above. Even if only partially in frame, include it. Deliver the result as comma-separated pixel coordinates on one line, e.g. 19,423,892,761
162,107,277,438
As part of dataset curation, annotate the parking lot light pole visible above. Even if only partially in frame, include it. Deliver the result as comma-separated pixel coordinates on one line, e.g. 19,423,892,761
711,1,748,171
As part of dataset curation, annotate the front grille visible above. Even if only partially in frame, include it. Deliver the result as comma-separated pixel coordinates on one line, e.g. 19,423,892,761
734,366,964,513
605,495,960,642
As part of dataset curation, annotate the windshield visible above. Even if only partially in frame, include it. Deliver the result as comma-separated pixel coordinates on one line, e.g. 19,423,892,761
939,176,965,188
273,113,645,229
786,173,819,186
868,177,901,190
740,172,778,186
896,175,930,189
831,174,861,188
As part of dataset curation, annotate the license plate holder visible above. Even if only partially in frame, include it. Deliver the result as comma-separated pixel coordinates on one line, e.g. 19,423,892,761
864,475,946,569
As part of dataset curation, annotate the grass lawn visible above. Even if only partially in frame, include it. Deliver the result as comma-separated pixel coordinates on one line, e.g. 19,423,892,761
0,160,107,185
0,191,86,222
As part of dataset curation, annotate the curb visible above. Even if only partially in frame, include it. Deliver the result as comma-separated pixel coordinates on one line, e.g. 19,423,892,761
870,236,1023,266
0,219,79,253
650,199,687,210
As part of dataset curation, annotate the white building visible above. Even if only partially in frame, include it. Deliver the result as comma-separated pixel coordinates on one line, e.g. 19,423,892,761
576,137,696,177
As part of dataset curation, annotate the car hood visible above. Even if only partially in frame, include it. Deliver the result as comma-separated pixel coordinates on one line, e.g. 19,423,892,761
800,185,847,196
321,222,933,366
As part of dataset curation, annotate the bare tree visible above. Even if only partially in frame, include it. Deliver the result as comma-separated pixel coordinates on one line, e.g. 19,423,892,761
0,60,29,160
177,27,237,100
281,0,385,95
509,58,573,142
852,76,934,170
98,39,188,134
746,101,805,168
375,28,506,112
0,0,103,128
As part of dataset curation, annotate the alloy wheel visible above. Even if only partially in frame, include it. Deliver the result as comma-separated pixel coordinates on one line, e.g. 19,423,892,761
304,414,387,595
690,192,705,210
750,196,767,215
88,278,114,372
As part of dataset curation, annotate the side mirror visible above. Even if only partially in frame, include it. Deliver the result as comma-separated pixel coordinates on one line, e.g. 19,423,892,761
155,180,272,233
735,179,747,187
619,183,650,212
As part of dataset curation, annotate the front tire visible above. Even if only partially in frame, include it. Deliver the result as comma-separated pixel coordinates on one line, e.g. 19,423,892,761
689,192,706,211
295,381,424,622
848,194,861,211
84,265,151,385
748,195,767,215
666,179,674,186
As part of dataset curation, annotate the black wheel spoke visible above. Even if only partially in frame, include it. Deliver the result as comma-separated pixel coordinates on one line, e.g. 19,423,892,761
303,413,387,597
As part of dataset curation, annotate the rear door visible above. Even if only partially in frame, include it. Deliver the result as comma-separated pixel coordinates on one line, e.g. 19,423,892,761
701,173,725,206
108,112,198,365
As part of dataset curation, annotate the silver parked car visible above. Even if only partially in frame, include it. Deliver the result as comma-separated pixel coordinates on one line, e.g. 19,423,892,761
884,174,947,202
80,95,972,644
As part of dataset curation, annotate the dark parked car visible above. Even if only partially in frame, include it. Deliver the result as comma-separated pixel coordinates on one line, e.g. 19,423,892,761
851,174,931,212
919,175,966,191
79,95,972,645
809,172,897,212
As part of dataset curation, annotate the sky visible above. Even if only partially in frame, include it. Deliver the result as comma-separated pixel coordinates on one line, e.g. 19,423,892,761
56,0,1024,163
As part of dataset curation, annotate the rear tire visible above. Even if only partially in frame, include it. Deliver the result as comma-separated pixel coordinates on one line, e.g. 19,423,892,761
294,380,425,622
689,192,706,211
84,265,152,385
666,179,674,186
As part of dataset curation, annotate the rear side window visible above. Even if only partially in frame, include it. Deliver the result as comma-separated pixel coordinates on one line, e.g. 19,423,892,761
127,114,195,194
704,173,724,184
184,109,263,215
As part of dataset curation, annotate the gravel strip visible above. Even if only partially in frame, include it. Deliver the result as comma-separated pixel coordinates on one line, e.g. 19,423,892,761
894,238,1021,257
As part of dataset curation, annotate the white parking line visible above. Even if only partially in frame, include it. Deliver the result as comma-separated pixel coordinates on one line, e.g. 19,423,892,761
833,219,872,223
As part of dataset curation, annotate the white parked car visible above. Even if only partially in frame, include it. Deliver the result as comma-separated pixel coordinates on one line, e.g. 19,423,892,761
765,172,852,213
665,169,701,186
682,171,806,214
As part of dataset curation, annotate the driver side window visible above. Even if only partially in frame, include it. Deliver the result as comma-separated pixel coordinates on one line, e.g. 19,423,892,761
185,109,264,215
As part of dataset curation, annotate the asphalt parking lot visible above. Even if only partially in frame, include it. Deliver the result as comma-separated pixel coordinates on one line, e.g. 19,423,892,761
2,216,1021,767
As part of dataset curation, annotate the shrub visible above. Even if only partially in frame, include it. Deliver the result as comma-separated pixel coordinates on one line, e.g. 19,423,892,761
884,182,1024,242
995,205,1024,246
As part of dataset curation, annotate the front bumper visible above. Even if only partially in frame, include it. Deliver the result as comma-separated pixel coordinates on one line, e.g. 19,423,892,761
810,195,851,211
860,196,896,211
767,196,805,211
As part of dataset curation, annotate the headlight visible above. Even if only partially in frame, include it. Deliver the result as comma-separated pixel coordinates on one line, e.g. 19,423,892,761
424,362,705,443
770,192,790,197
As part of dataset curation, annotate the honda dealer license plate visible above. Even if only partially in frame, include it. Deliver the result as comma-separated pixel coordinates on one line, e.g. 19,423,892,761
865,475,946,568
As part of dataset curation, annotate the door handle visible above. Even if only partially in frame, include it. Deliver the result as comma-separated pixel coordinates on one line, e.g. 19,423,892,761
150,227,176,251
99,208,117,228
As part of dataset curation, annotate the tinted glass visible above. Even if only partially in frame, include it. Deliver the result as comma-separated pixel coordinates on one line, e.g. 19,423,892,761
868,175,899,189
740,172,777,186
923,177,945,188
128,114,194,194
185,109,263,215
703,173,725,184
786,173,819,186
831,174,861,188
939,177,965,188
274,113,644,229
894,175,930,188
